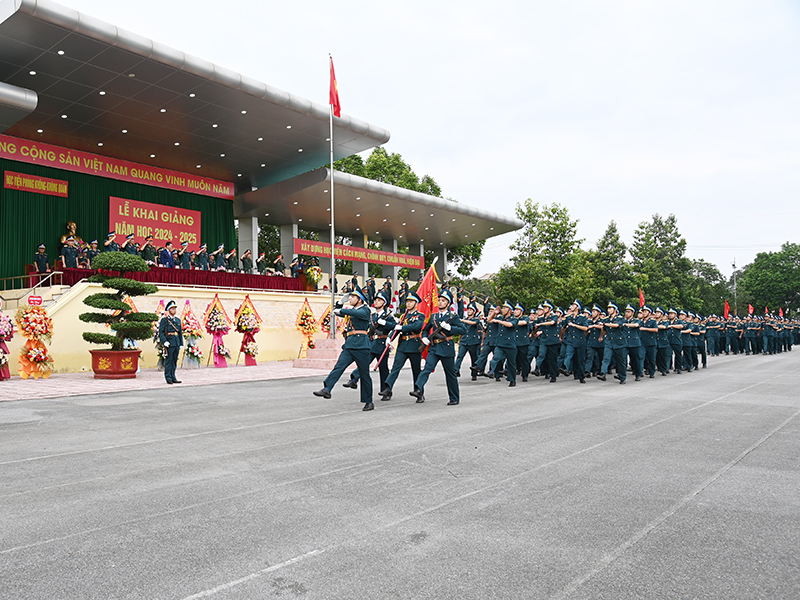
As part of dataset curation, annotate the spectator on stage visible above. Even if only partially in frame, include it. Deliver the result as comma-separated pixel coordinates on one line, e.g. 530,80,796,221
256,252,268,275
177,241,192,269
159,242,175,268
226,248,238,272
60,236,79,269
140,235,157,265
86,240,100,266
121,234,138,255
34,244,51,274
211,244,227,271
274,253,286,275
241,249,253,274
290,256,301,278
78,249,90,269
103,231,119,252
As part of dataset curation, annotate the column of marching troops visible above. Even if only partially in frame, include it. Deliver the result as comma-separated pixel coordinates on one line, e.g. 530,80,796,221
312,284,798,411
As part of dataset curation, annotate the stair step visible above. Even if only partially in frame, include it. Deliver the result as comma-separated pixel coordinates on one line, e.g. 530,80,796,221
305,349,340,359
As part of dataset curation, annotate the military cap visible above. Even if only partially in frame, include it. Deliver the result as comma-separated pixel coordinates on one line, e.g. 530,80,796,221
90,239,98,245
624,304,636,312
641,305,652,313
591,304,602,312
126,234,134,240
515,303,525,312
107,231,116,237
165,300,177,311
38,243,46,249
542,300,554,309
440,289,455,305
571,299,582,310
406,291,421,304
374,290,390,305
607,302,619,312
654,307,664,314
502,300,514,310
351,289,368,304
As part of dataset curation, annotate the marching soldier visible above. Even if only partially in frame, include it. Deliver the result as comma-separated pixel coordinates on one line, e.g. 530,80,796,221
562,300,588,383
380,292,425,401
602,302,628,384
410,290,466,405
653,307,671,376
585,305,604,377
487,300,518,386
534,300,561,382
472,303,501,377
622,304,643,381
513,303,532,382
455,302,482,379
158,300,183,384
343,290,396,393
666,309,685,372
313,289,375,411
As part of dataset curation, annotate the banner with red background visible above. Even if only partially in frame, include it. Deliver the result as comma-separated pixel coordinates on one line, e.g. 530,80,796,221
110,197,201,248
0,134,233,200
294,239,424,269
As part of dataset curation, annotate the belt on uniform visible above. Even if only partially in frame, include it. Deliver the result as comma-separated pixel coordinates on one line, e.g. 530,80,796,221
345,330,369,337
371,334,389,340
401,334,420,341
166,332,179,336
433,336,454,344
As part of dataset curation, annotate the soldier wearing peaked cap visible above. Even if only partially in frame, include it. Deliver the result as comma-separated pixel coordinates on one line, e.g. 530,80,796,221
240,249,253,274
140,235,156,265
211,244,227,271
513,303,532,382
314,289,375,411
666,309,685,373
410,289,466,405
585,304,605,378
487,300,519,386
158,300,183,385
195,244,210,271
622,304,643,381
534,300,561,382
177,241,192,269
381,291,425,401
678,310,694,371
34,244,51,275
455,302,483,380
562,300,588,383
601,302,628,383
60,236,79,269
256,252,268,275
472,302,502,377
122,234,138,255
103,231,119,252
85,240,100,265
343,290,396,395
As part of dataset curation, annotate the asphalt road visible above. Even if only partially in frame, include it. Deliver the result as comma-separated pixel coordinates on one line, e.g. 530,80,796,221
1,352,799,599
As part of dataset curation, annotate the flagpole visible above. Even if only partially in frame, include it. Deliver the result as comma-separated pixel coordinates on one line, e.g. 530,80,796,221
329,55,336,339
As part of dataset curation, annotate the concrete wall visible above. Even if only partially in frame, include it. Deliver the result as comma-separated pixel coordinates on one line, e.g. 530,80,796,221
1,285,335,375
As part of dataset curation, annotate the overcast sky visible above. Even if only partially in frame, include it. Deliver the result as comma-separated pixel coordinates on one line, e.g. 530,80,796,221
65,0,800,277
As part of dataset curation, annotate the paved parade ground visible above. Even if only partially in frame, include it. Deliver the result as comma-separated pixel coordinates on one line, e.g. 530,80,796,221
1,353,799,599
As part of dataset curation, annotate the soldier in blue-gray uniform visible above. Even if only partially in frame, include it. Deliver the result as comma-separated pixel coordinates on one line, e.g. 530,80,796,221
343,291,396,394
472,303,501,377
487,300,519,386
177,241,192,269
121,234,138,255
314,289,375,411
60,236,79,269
602,303,628,383
34,244,51,275
621,304,643,381
678,310,694,371
455,302,482,380
666,308,684,373
513,303,531,382
535,300,561,382
562,300,588,383
653,308,671,376
585,305,604,377
380,292,425,401
158,300,183,385
86,240,101,265
103,231,119,252
638,305,658,378
410,290,466,405
195,244,210,271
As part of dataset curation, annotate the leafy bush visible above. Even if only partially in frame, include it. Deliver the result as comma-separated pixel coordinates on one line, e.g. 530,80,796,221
80,252,159,350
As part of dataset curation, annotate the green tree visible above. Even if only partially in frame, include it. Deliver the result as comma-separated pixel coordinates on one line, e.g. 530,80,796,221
686,259,730,315
493,200,592,308
336,147,483,277
740,243,800,315
585,220,636,305
630,214,692,308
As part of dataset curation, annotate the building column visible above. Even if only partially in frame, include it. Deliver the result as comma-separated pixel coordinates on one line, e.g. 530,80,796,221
280,224,298,276
381,238,398,289
409,242,425,282
350,233,369,281
238,217,258,274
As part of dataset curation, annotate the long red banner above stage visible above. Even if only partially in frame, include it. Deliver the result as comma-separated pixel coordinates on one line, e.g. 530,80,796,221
0,134,234,200
294,238,424,269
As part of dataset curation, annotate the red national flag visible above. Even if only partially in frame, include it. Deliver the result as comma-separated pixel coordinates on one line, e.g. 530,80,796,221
329,57,341,118
724,300,730,319
765,305,769,315
779,307,784,317
638,288,645,308
748,303,754,315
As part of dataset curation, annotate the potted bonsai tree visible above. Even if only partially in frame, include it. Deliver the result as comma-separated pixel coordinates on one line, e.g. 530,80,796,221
79,252,159,378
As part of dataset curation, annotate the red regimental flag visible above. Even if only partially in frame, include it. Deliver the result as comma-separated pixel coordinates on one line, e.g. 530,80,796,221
748,304,754,315
779,308,784,317
765,306,769,315
329,58,341,118
638,288,645,308
723,300,730,319
415,264,440,359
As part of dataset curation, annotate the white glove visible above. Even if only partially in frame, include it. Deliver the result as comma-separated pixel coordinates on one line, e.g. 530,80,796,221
163,341,170,347
333,308,342,316
421,337,430,346
441,321,451,331
385,338,393,347
394,324,403,331
377,318,387,326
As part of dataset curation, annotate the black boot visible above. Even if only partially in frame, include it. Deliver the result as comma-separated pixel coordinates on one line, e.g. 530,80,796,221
313,388,331,399
409,387,424,400
342,379,357,389
362,402,374,411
